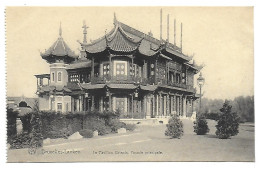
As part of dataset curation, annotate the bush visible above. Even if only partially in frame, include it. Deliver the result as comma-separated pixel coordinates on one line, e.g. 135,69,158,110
79,129,94,138
29,113,43,148
193,114,209,135
216,100,240,139
20,113,32,133
165,115,184,139
107,119,126,133
125,124,136,131
10,133,31,149
84,119,111,136
7,108,18,142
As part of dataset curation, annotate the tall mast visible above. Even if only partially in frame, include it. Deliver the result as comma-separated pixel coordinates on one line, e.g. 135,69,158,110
167,14,169,42
160,9,162,41
180,22,183,51
174,19,176,46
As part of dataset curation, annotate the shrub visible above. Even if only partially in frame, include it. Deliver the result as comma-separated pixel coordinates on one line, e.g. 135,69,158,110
84,119,111,136
7,108,18,142
193,114,209,135
20,113,32,133
125,124,136,131
29,113,43,148
216,100,240,139
165,115,183,139
106,119,126,133
79,129,94,138
10,133,31,149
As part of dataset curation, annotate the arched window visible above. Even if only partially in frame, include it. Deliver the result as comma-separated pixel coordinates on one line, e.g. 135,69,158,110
58,72,62,81
19,101,27,107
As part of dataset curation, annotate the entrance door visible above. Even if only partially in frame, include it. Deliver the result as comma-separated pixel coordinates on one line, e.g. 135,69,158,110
116,98,126,114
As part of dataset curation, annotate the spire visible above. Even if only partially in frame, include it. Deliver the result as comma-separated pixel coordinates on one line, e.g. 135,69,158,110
160,9,162,41
174,19,176,46
114,12,117,25
59,22,62,37
167,14,169,42
180,22,183,51
82,20,89,44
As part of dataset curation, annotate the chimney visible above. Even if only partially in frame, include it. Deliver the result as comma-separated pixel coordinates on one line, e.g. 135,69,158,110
160,9,162,41
167,14,169,42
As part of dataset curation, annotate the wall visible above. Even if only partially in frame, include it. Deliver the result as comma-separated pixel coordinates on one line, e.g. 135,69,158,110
39,95,50,111
49,63,69,86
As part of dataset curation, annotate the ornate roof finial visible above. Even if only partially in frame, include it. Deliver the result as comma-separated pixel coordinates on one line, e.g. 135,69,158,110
114,12,117,25
82,20,89,44
59,22,62,37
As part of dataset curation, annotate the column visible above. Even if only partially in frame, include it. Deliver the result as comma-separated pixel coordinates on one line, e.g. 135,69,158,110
152,94,155,118
164,95,167,117
144,96,147,118
180,96,183,116
159,93,162,117
173,95,176,114
176,96,179,115
109,93,112,111
183,96,187,117
170,96,173,114
143,60,147,79
109,54,112,78
131,94,134,118
166,94,170,116
91,95,95,111
156,94,159,118
100,96,103,112
91,56,95,78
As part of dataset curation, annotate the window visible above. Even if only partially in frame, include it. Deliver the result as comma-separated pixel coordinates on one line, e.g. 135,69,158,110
115,63,126,76
57,103,62,111
69,74,79,82
58,72,62,81
52,72,55,82
103,63,110,76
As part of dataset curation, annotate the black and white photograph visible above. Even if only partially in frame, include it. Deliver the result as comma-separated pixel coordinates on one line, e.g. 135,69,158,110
4,6,255,163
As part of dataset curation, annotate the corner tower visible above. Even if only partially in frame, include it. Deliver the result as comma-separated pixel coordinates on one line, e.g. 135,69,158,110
40,24,78,87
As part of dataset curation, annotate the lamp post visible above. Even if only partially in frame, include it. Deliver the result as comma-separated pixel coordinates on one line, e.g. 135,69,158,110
197,72,205,114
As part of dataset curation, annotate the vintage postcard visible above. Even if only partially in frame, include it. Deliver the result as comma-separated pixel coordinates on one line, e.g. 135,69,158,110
5,7,254,162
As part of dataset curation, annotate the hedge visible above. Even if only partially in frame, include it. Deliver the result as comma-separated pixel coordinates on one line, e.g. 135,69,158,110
7,108,18,143
20,110,122,139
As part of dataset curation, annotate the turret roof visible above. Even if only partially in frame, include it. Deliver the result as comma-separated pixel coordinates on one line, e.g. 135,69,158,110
41,25,78,63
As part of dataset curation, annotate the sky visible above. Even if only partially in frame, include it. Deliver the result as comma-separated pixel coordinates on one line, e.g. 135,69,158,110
5,7,254,100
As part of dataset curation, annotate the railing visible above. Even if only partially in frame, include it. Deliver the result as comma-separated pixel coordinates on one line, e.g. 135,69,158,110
90,75,195,92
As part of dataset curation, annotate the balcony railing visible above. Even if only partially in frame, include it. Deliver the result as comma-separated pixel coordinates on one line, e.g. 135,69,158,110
90,75,195,92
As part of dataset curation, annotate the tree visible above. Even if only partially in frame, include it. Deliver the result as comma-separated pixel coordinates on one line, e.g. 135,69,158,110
193,114,209,135
215,100,240,139
165,115,183,139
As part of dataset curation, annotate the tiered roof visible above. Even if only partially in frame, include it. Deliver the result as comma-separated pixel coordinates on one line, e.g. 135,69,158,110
81,18,192,62
41,26,78,64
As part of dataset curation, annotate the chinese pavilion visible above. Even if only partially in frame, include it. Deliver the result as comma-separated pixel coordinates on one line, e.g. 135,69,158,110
35,13,202,119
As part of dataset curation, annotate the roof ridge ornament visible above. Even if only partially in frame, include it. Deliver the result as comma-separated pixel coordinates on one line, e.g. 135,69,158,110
59,22,62,37
82,20,89,44
113,12,117,25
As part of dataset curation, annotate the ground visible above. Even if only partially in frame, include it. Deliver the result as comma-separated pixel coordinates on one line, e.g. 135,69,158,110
7,119,254,162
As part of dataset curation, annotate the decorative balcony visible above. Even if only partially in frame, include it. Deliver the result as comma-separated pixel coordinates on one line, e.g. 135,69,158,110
90,75,195,92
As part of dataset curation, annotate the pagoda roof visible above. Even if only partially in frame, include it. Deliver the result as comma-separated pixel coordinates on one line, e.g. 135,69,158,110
41,25,78,63
82,19,191,61
41,37,78,58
